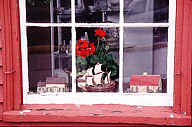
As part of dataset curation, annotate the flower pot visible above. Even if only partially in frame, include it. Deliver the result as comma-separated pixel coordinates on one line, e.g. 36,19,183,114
85,81,116,92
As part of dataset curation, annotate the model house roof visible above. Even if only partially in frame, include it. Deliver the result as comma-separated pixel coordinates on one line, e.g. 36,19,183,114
37,81,46,87
129,75,161,86
46,77,66,84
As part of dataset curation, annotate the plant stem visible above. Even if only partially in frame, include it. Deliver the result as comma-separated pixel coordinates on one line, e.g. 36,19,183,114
97,37,100,50
103,50,107,60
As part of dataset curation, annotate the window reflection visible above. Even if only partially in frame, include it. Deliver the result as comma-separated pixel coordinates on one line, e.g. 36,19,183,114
76,27,119,92
124,0,168,23
27,27,72,93
123,27,168,93
75,0,119,23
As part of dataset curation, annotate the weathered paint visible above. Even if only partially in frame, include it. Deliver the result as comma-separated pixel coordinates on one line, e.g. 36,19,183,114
3,104,191,126
173,0,192,116
0,121,155,126
1,0,22,112
0,103,3,120
191,0,192,111
180,0,191,116
0,0,191,126
0,0,3,122
0,85,3,102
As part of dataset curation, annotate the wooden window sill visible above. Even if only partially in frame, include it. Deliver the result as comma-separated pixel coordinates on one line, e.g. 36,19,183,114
3,104,191,126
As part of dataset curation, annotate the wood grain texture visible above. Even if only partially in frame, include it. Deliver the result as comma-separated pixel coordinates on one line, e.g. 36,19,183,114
0,68,2,85
0,85,3,102
0,121,154,127
0,103,3,120
3,104,191,126
1,0,22,112
174,0,184,114
191,0,192,113
0,30,2,48
0,49,2,66
180,0,191,116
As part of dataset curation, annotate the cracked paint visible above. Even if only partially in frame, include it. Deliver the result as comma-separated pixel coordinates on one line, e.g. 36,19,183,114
169,113,174,118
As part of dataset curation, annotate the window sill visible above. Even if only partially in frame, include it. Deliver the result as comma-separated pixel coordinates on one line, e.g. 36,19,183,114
3,104,191,126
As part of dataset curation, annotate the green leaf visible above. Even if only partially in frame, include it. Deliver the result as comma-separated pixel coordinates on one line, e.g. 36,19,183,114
112,65,117,70
90,55,99,63
106,64,112,68
76,57,87,66
102,61,106,65
111,70,117,76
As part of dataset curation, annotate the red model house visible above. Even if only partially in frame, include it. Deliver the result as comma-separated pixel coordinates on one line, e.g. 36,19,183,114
129,75,162,93
0,0,191,126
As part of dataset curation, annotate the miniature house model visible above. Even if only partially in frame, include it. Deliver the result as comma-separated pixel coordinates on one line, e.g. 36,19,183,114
37,77,66,93
129,74,162,93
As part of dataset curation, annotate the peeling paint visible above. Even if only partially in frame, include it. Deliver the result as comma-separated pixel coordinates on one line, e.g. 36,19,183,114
22,110,32,112
169,113,174,118
133,110,141,113
88,113,102,116
75,104,81,108
19,111,23,116
19,111,27,116
112,111,122,113
137,106,142,109
43,113,50,115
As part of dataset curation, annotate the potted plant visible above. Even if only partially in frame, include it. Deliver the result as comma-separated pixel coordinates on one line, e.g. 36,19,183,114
76,28,119,92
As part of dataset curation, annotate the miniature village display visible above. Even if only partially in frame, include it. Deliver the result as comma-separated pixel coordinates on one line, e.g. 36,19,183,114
37,77,67,93
76,28,119,92
129,72,162,93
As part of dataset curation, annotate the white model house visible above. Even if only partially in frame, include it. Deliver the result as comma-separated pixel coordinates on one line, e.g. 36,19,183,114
37,77,66,93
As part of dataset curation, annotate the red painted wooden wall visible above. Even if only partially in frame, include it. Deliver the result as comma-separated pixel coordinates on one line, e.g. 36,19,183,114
0,0,3,121
0,0,191,126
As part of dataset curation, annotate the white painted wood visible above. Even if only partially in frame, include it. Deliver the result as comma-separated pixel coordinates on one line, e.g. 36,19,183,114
26,93,172,106
20,0,176,106
25,23,169,28
50,0,55,76
166,0,177,106
119,0,124,93
71,0,76,93
19,0,29,104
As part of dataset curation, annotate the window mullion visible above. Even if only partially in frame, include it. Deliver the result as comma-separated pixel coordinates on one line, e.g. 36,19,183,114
71,0,76,93
19,0,29,103
166,0,176,103
118,0,124,93
50,0,55,77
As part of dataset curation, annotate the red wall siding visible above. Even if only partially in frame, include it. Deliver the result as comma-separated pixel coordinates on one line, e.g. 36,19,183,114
0,0,191,125
0,0,3,121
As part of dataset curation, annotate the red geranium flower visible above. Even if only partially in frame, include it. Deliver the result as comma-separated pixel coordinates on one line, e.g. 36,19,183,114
76,39,95,58
95,28,106,37
89,42,95,55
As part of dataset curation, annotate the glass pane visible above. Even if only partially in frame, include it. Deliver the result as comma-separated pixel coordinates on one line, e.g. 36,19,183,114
124,0,168,23
75,0,119,23
27,27,72,93
123,27,168,93
76,27,119,92
26,0,71,23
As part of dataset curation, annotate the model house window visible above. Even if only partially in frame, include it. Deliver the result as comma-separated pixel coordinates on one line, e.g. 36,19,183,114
20,0,176,105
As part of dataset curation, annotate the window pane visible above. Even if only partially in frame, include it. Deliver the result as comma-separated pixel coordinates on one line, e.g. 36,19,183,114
124,0,169,23
27,27,72,93
123,27,168,93
75,0,119,23
76,27,119,92
26,0,71,23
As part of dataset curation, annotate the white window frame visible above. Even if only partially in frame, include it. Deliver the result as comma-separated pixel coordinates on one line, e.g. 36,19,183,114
19,0,176,106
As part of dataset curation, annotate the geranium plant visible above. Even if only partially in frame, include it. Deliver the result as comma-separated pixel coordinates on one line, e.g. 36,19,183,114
76,28,119,80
